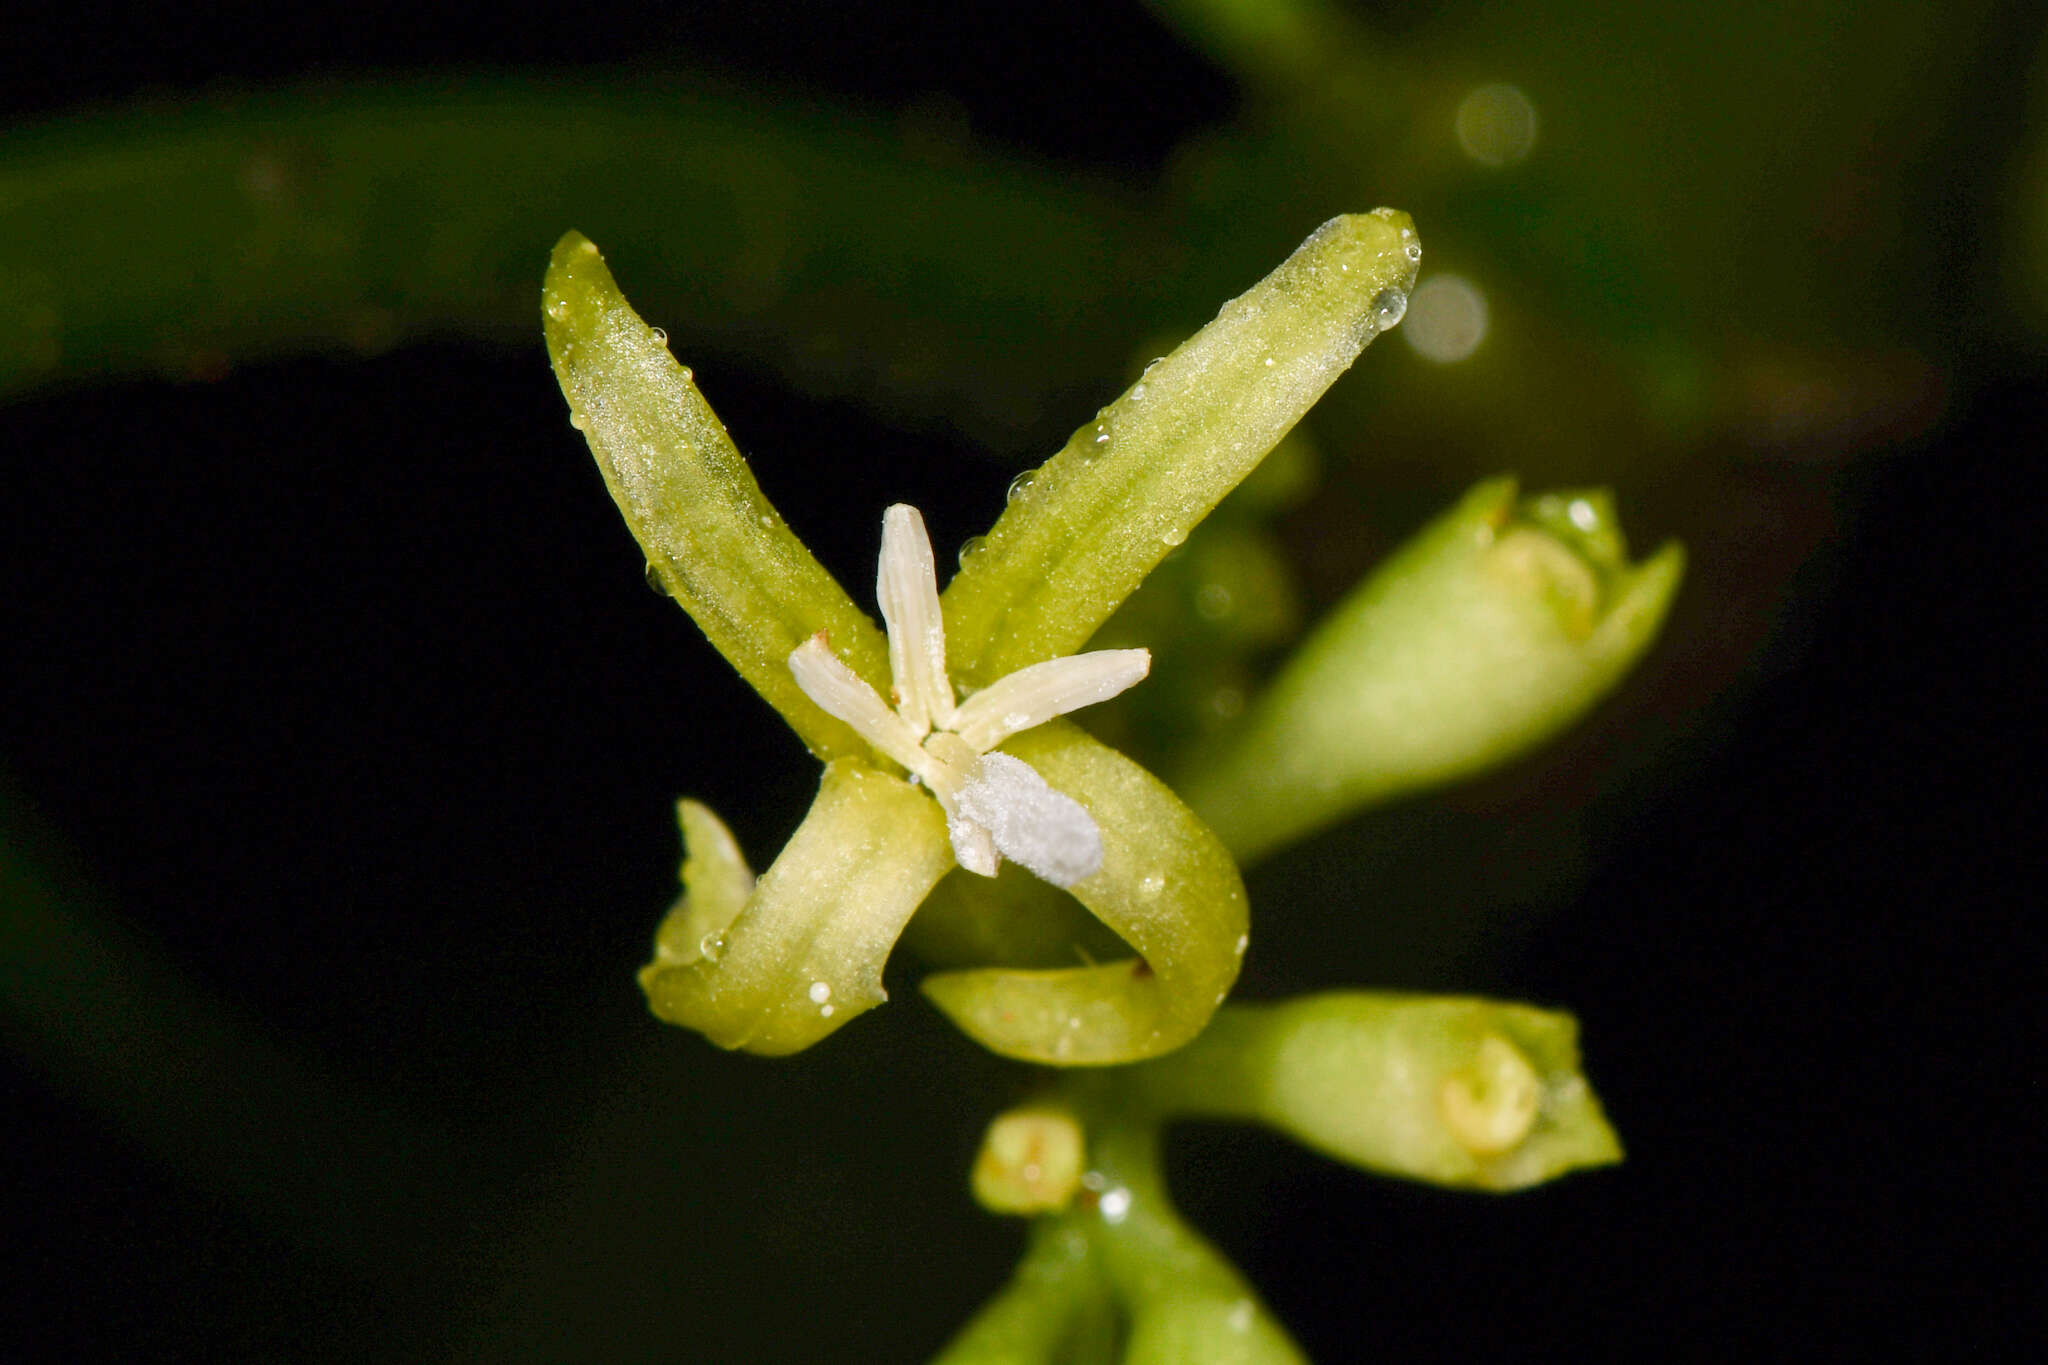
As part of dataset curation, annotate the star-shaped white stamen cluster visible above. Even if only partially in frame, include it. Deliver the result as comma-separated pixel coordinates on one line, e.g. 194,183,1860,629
789,504,1149,888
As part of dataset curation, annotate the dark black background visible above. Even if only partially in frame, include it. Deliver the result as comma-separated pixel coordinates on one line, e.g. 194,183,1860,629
2,3,2036,1360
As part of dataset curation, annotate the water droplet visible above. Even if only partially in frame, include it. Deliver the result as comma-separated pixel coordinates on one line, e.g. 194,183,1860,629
957,535,987,568
698,930,727,962
1160,527,1187,548
679,365,695,383
545,297,568,320
644,563,670,596
1007,470,1036,504
808,981,832,1004
1143,356,1164,374
1097,1186,1132,1225
1086,414,1114,455
759,513,773,527
1129,381,1147,402
819,1003,835,1018
1263,355,1275,367
1371,287,1409,329
650,327,668,346
568,410,588,430
1234,933,1248,956
1404,240,1423,263
1567,497,1599,532
1139,874,1165,898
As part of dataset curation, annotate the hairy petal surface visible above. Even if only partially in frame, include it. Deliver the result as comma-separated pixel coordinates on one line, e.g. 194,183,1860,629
640,759,952,1055
544,232,888,758
942,211,1421,685
921,721,1248,1065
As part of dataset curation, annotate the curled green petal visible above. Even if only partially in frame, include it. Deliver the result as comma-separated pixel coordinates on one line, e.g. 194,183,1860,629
942,211,1421,686
544,231,888,758
1180,477,1685,863
921,722,1247,1065
638,760,952,1055
1128,993,1623,1192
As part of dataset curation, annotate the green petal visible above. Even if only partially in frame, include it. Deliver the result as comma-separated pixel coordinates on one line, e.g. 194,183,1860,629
941,211,1421,686
1180,477,1685,863
639,759,952,1055
544,231,889,758
920,722,1247,1065
1128,993,1624,1192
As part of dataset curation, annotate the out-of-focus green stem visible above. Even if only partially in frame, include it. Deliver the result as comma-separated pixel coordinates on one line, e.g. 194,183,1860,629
0,793,472,1268
1147,0,1388,93
929,1220,1116,1365
1080,1116,1308,1365
0,77,1147,437
1179,477,1683,863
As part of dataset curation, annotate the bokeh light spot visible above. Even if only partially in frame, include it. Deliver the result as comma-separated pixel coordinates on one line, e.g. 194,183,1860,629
1401,274,1490,364
1455,84,1538,167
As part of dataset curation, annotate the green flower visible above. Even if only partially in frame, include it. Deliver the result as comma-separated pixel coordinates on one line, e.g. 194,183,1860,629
544,212,1424,1062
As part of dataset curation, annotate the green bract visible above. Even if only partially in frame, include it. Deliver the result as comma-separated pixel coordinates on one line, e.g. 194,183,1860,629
1180,477,1684,863
1126,993,1623,1191
545,213,1422,1062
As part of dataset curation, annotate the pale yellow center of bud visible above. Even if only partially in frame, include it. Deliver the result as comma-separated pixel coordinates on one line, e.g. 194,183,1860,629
970,1107,1087,1215
1438,1033,1542,1157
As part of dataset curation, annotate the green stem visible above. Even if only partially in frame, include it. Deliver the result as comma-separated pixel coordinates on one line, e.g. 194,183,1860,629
1079,1112,1308,1365
929,1220,1116,1365
0,75,1147,436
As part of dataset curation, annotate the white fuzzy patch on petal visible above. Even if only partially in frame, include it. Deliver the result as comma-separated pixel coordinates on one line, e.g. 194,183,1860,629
953,752,1104,888
951,649,1151,753
876,504,956,735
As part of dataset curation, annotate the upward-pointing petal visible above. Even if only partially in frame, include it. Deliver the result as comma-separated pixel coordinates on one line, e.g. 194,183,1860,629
951,649,1151,753
877,504,956,735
